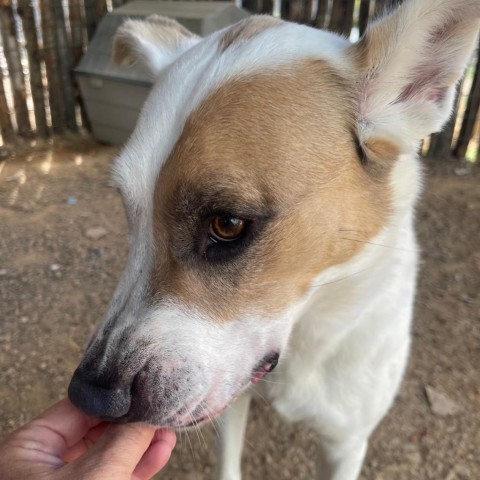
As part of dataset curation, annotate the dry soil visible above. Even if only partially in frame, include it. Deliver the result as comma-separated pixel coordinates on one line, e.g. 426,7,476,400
0,136,479,480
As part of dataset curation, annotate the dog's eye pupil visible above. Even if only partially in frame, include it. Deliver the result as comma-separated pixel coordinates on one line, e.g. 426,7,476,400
209,216,246,242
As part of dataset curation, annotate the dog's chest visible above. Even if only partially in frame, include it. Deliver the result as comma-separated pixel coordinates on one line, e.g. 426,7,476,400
256,240,418,435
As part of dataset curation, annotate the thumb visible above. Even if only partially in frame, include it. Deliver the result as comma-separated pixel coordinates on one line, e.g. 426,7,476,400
69,423,157,479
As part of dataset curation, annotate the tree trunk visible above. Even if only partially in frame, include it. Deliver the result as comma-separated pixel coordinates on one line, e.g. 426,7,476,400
0,70,14,143
0,1,32,136
329,0,356,37
17,0,49,137
41,0,65,133
454,46,480,160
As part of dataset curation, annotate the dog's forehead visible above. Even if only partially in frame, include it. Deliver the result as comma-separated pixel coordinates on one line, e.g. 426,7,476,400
113,20,351,208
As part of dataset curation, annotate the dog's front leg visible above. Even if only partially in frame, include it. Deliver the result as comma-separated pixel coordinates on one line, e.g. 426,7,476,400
316,437,368,480
216,393,251,480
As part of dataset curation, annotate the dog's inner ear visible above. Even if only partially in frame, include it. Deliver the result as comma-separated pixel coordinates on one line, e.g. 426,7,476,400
113,15,201,77
350,0,480,165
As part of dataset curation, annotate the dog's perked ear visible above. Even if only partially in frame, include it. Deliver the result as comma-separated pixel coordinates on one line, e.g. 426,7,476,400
112,15,201,77
350,0,480,161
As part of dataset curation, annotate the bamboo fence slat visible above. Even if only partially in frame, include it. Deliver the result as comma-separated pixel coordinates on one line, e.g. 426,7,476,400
0,0,477,163
53,0,77,131
315,0,328,29
358,0,371,36
454,42,480,160
40,0,65,133
0,0,31,136
0,62,14,142
83,0,98,41
17,0,49,137
69,0,85,65
329,0,356,36
427,83,463,159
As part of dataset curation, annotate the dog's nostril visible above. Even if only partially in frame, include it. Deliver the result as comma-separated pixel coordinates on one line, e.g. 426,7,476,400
68,368,131,419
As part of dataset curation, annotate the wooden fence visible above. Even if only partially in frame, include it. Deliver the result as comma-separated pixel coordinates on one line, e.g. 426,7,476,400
0,0,479,161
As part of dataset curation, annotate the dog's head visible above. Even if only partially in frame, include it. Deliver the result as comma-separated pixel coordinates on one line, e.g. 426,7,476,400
69,1,479,427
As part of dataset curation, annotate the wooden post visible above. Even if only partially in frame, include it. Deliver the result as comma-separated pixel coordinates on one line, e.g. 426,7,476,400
315,0,328,29
282,0,306,22
83,0,97,40
40,0,66,133
329,0,356,37
454,46,480,160
0,0,32,136
69,0,89,129
96,0,107,19
17,0,49,137
53,0,77,131
261,0,274,15
0,67,14,143
427,82,463,159
358,0,371,37
375,0,402,15
68,0,84,65
302,0,314,23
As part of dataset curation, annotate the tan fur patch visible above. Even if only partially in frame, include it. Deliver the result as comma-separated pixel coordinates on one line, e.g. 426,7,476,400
362,137,401,177
219,16,282,52
151,60,393,322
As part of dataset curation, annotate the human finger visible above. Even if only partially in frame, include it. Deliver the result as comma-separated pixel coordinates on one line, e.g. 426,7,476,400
63,422,109,463
132,429,176,480
7,399,102,463
67,422,157,477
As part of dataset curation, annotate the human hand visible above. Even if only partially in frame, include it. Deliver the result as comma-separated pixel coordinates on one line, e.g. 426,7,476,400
0,398,176,480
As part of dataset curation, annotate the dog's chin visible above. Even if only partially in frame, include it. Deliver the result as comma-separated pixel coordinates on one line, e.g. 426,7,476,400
102,352,280,430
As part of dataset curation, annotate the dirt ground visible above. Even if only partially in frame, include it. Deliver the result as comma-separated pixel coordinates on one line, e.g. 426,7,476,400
0,135,479,480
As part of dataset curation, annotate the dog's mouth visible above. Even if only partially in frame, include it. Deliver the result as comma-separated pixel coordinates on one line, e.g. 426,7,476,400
250,352,279,384
181,352,280,429
78,351,280,429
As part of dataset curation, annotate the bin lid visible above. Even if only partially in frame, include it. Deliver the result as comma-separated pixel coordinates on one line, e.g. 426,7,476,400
75,1,250,85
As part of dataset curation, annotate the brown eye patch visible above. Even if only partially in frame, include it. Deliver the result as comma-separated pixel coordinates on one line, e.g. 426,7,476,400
209,215,246,242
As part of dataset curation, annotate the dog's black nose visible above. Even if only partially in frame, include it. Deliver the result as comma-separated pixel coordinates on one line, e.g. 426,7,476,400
68,368,131,419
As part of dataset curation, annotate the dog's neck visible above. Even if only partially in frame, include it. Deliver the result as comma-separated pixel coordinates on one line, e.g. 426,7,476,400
288,152,422,362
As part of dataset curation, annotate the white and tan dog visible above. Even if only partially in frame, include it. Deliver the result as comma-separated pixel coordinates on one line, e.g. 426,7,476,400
68,1,480,479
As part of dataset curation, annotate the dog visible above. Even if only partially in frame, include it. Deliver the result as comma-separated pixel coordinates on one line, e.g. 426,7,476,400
68,1,480,478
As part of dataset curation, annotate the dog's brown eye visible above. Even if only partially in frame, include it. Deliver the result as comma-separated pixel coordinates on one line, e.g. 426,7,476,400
209,215,246,242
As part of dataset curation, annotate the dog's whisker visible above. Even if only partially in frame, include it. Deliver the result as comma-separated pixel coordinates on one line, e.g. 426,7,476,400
189,412,207,450
204,410,220,439
204,404,226,440
258,378,290,385
184,419,197,463
340,236,418,253
310,266,376,289
249,388,271,407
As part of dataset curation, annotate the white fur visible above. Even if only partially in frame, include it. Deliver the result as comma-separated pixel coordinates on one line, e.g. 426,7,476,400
83,1,479,479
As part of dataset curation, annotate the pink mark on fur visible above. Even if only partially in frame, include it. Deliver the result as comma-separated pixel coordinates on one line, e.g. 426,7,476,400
251,362,273,384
